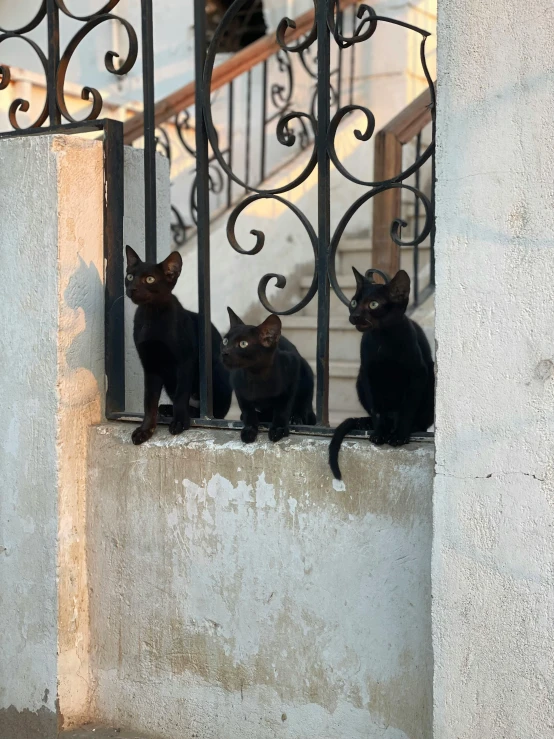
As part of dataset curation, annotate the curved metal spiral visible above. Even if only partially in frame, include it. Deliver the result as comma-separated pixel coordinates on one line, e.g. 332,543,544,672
298,43,318,79
0,33,49,129
329,183,433,306
190,164,226,226
155,126,172,162
276,2,317,54
310,82,338,120
56,13,138,123
171,205,190,247
327,1,377,48
326,30,434,188
270,50,293,112
175,109,197,158
55,0,122,20
202,0,318,194
364,269,390,284
0,2,47,34
226,194,319,315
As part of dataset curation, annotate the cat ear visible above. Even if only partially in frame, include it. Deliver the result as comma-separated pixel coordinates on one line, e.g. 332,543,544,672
125,245,141,268
388,270,411,303
257,314,281,347
161,251,182,281
352,266,364,292
227,307,244,328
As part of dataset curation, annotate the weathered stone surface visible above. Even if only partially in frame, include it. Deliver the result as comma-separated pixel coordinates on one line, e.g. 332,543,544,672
87,425,434,739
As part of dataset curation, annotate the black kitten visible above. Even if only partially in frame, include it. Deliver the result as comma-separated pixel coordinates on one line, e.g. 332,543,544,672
329,268,434,479
221,308,316,443
125,246,232,445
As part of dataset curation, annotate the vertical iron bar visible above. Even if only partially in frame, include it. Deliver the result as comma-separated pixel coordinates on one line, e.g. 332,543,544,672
141,0,157,262
260,60,268,185
245,69,252,191
46,0,60,125
316,0,331,425
227,81,234,208
103,120,126,415
413,131,421,306
336,11,343,111
194,0,213,417
430,134,436,288
349,5,356,105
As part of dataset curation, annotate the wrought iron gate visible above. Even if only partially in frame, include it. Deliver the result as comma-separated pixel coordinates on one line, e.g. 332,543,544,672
0,0,435,434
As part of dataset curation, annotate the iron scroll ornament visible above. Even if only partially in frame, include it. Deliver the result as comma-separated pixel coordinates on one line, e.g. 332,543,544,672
201,0,435,314
55,2,138,124
0,1,138,129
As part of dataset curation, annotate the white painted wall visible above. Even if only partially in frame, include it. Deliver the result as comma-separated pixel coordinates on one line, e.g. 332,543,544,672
0,136,60,737
0,135,105,734
88,426,434,739
433,0,554,736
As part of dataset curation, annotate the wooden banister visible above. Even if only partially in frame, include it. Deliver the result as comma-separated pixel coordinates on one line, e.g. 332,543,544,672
123,0,358,144
371,85,434,276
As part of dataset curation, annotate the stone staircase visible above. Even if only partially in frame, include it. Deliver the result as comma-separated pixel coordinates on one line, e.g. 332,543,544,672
281,232,434,425
226,224,434,425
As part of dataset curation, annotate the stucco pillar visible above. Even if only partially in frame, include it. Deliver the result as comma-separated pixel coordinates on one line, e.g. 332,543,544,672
433,1,554,737
0,135,105,737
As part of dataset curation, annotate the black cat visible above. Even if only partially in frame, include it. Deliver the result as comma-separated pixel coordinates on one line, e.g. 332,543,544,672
221,308,316,443
329,268,434,479
125,246,232,445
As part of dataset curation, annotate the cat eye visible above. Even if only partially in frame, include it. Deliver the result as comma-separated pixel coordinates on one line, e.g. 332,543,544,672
222,338,228,346
350,299,357,308
126,274,133,282
369,301,379,310
239,340,248,348
145,276,155,284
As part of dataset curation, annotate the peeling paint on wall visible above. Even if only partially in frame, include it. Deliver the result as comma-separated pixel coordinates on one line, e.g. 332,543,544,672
88,426,433,739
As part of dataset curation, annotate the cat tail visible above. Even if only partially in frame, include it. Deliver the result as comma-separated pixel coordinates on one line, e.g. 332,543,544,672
329,416,373,480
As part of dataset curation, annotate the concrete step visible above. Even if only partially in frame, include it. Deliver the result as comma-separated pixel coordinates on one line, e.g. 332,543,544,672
281,316,361,362
226,360,363,417
336,239,432,275
308,359,363,413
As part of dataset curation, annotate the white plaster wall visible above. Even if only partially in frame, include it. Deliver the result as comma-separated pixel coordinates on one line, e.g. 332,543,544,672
0,136,60,731
88,426,434,739
0,135,105,734
433,0,554,736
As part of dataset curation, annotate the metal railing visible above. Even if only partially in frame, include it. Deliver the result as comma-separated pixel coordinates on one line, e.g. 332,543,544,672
0,0,435,434
122,1,361,247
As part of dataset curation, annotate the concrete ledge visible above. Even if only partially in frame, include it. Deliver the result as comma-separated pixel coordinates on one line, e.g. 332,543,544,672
64,727,151,739
87,424,434,739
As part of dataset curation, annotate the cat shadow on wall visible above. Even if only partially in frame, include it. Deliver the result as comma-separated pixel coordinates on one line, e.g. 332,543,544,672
62,255,105,395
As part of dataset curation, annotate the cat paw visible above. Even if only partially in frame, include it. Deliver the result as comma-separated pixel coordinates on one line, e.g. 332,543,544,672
158,404,173,418
169,418,190,435
304,411,317,426
369,433,387,446
388,435,410,447
268,426,289,442
132,427,154,445
241,426,258,444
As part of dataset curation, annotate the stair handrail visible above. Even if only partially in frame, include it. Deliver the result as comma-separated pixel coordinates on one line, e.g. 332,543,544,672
123,0,359,144
371,84,435,277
